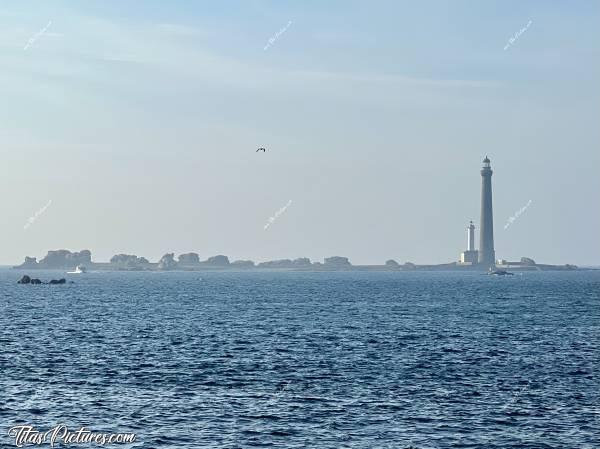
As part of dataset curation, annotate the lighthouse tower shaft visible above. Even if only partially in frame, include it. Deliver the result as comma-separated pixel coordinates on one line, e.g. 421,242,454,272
478,157,495,267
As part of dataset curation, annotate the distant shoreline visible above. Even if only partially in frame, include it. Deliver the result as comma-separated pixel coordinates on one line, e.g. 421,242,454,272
9,263,588,273
6,266,595,273
8,249,587,273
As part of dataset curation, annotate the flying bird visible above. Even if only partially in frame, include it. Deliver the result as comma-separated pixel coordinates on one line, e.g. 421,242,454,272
256,147,266,152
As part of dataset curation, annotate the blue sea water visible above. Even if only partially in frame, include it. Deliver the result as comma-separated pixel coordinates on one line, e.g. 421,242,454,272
1,269,599,449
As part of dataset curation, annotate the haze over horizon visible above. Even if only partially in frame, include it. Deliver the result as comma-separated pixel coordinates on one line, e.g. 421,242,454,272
1,0,599,266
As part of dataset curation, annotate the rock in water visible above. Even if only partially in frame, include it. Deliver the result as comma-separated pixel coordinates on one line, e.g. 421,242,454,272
49,278,66,285
17,275,31,284
18,275,66,285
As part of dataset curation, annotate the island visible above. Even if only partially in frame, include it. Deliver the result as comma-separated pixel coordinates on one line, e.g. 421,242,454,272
12,249,582,272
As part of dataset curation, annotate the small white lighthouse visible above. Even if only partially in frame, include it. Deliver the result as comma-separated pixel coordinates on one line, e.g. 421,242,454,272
460,221,479,264
467,220,475,251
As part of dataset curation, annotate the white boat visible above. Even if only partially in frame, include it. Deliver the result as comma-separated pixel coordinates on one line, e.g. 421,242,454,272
67,265,86,274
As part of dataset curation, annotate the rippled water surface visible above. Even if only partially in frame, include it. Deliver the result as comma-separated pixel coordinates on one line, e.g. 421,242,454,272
1,269,599,448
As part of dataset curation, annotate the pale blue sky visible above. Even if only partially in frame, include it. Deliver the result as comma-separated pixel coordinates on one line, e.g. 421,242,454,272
1,0,599,265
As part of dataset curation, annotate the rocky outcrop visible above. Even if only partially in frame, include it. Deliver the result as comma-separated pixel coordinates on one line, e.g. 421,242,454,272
42,250,91,268
324,256,351,266
19,257,38,269
41,249,91,268
49,278,66,285
205,255,230,266
292,258,311,266
385,259,400,267
18,275,31,284
158,253,178,270
231,260,255,268
258,259,293,268
18,275,65,285
110,254,150,268
178,253,200,264
258,258,312,268
14,250,91,269
520,257,536,266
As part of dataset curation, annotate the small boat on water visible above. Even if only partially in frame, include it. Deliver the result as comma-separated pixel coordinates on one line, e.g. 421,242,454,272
488,269,514,276
67,265,87,274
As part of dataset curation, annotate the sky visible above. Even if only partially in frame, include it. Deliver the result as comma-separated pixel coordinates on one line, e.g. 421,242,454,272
1,0,599,266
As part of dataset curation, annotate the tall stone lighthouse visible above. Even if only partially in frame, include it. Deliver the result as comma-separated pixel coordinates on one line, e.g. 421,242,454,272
478,156,495,267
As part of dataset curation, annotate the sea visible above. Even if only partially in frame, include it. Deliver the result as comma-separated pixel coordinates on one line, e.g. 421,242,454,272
1,269,599,449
